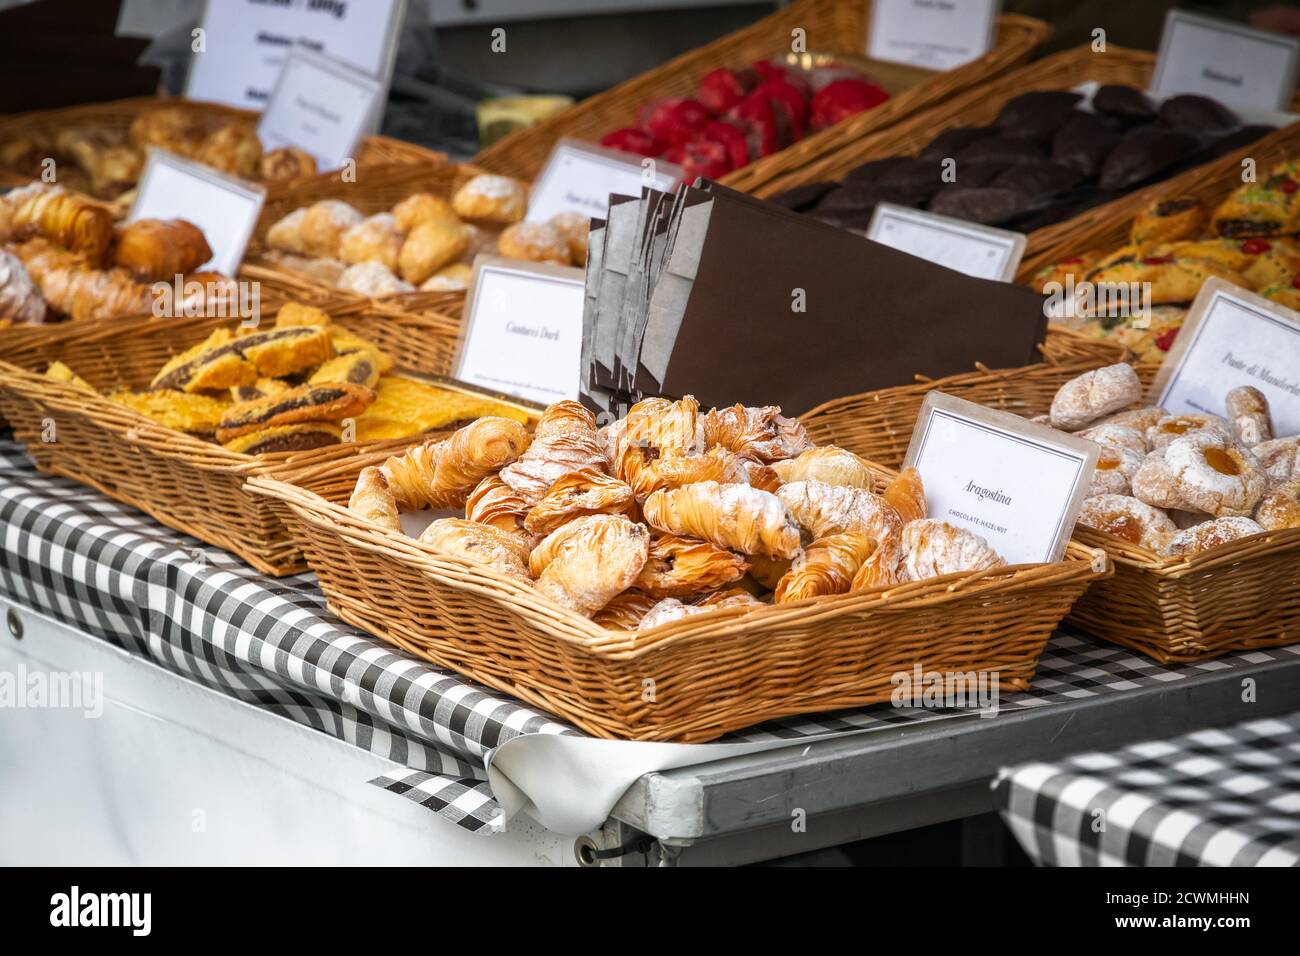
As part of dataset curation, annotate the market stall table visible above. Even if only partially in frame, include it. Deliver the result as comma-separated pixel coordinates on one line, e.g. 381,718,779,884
1,436,1297,866
994,712,1300,867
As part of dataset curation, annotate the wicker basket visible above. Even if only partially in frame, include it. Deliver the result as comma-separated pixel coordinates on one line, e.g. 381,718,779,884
0,95,445,193
1068,525,1300,664
249,459,1108,742
800,325,1125,468
0,303,515,575
471,0,1046,196
240,162,485,318
756,45,1300,276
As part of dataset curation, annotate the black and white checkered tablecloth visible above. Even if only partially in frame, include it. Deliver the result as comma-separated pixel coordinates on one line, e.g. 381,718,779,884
2,437,1298,835
994,712,1300,866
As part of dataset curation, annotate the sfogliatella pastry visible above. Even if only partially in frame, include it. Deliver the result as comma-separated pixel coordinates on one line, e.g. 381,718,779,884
418,518,532,583
113,218,212,281
343,396,1010,625
0,250,47,324
770,445,876,489
10,185,114,260
774,532,877,603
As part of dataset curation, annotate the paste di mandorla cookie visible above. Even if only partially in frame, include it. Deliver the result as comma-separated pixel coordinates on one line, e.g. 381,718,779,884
1043,362,1295,559
344,397,1009,627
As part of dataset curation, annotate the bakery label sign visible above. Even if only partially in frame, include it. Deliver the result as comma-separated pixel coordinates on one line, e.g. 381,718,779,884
1151,9,1300,112
526,139,683,224
1152,277,1300,438
128,150,266,276
867,0,999,71
866,203,1026,281
455,255,587,406
256,49,384,170
186,0,405,116
904,391,1098,565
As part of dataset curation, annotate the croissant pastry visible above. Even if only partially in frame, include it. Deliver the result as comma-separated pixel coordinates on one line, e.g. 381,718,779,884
0,251,46,324
747,553,793,590
777,479,903,543
635,533,749,598
113,218,212,281
380,417,532,511
771,446,876,489
349,466,402,533
499,400,607,503
774,533,878,604
35,265,152,321
12,187,114,261
883,467,927,524
851,519,1005,590
523,469,635,535
642,481,802,559
702,404,813,463
465,474,533,539
418,518,531,583
531,514,651,617
592,589,658,630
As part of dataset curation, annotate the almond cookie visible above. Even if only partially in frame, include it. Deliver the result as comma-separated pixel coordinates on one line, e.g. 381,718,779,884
1252,437,1300,487
1162,516,1265,558
1225,385,1273,446
1133,432,1266,517
1094,405,1167,433
1088,445,1144,496
1050,364,1143,431
1077,493,1178,551
1255,479,1300,531
1146,412,1232,450
1078,422,1148,454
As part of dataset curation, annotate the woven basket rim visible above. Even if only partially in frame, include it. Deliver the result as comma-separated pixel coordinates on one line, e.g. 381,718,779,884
1075,523,1300,575
246,469,1111,660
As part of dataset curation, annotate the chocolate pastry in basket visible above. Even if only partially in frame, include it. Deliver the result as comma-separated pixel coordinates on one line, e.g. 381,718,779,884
216,383,375,444
1098,127,1199,191
1091,85,1156,125
222,423,344,455
1051,113,1121,178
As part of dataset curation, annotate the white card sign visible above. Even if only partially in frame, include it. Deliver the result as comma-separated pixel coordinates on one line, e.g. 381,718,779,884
455,255,586,406
1152,278,1300,438
1151,10,1300,112
526,138,683,223
257,50,384,170
128,150,266,276
867,0,999,71
904,392,1098,565
186,0,405,114
866,203,1025,281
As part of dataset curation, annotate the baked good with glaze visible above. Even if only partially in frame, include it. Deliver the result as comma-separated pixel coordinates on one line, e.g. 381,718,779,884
1077,493,1178,551
1049,363,1143,430
1162,516,1265,557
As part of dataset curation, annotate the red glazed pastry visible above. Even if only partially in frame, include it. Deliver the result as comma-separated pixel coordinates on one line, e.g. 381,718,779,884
697,67,759,115
810,78,890,131
751,60,811,98
600,127,667,157
666,120,752,179
727,86,803,159
755,79,809,141
638,98,712,146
